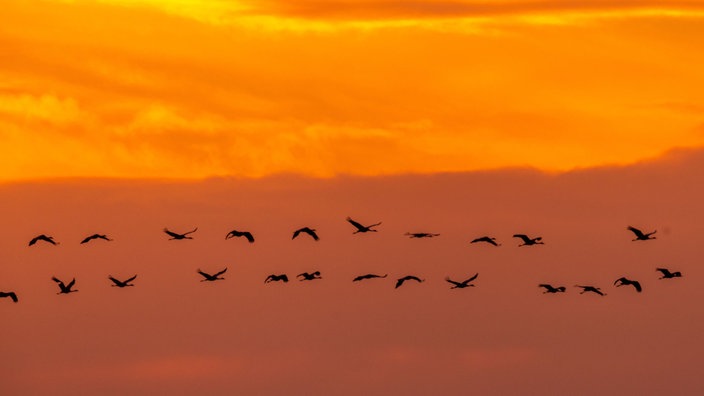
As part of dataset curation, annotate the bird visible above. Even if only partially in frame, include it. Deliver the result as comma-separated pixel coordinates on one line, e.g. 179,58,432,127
108,275,137,288
52,277,78,294
29,234,58,246
395,275,424,289
446,273,478,289
614,277,642,292
197,268,227,282
470,236,501,246
405,232,440,238
513,234,544,246
297,271,322,281
656,268,682,279
347,217,382,233
0,291,18,303
353,274,388,282
225,230,254,243
627,226,656,241
539,284,566,293
80,234,113,244
265,274,289,283
575,285,605,296
292,227,319,241
164,227,198,240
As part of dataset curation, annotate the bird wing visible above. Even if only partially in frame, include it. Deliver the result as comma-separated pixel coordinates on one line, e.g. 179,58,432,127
108,276,122,286
627,226,645,238
292,229,301,239
184,228,198,235
67,278,76,289
352,275,364,281
164,228,181,238
538,284,551,290
214,268,227,277
368,222,382,228
346,217,365,230
513,234,530,242
243,232,255,243
465,273,479,283
594,288,605,296
633,281,642,292
614,277,626,285
125,274,138,283
80,236,93,244
280,275,289,282
407,276,423,283
51,276,62,284
445,278,462,287
307,229,320,240
28,237,39,246
9,292,18,302
395,279,405,288
197,270,211,279
655,268,670,276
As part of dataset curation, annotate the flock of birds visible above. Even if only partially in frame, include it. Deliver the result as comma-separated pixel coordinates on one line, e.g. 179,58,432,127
0,220,682,303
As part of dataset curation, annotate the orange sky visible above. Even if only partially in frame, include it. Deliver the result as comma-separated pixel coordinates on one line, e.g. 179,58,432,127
2,0,704,180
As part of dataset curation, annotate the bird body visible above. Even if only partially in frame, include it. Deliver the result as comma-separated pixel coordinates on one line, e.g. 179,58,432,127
539,284,566,293
656,268,682,279
109,275,137,288
614,277,642,292
52,277,78,294
405,232,440,238
265,274,289,283
292,227,319,241
197,268,227,282
471,236,500,246
353,274,387,282
446,273,478,289
164,228,198,240
395,275,424,289
297,271,322,281
575,285,605,296
29,234,58,246
347,217,381,233
513,234,544,246
225,230,254,243
81,234,113,244
627,226,656,241
0,291,18,303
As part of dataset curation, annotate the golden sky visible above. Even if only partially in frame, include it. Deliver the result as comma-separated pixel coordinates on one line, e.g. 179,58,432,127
2,0,704,180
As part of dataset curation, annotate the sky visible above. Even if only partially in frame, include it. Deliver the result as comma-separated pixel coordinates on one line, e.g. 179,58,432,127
1,0,704,179
2,1,704,395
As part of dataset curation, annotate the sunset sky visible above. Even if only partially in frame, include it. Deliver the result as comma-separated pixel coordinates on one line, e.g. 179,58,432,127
2,0,704,179
2,1,704,395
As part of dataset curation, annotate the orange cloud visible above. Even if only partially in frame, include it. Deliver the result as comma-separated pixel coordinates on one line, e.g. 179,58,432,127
1,0,703,180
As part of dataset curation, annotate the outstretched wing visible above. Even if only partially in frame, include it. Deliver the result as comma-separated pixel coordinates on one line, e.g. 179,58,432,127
80,235,94,244
108,276,122,286
306,229,320,241
51,276,62,284
280,275,289,282
346,217,366,230
0,291,18,302
445,278,462,287
67,278,76,289
292,229,302,239
395,279,405,288
464,273,479,284
538,284,551,290
125,274,138,283
632,281,642,292
627,226,645,238
197,269,211,279
164,228,181,238
243,232,255,243
214,268,227,277
184,228,198,235
512,234,530,243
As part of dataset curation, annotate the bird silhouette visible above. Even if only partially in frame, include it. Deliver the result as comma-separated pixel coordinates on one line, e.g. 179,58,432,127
52,277,78,294
164,227,198,240
0,291,18,303
297,271,322,281
471,236,501,246
197,268,227,282
29,234,58,246
265,274,289,283
395,275,424,289
108,275,137,288
513,234,544,246
81,234,113,244
539,284,566,293
292,227,319,241
656,268,682,279
614,277,642,292
353,274,388,282
627,226,656,241
446,273,478,289
405,232,440,238
347,217,382,233
225,230,254,243
575,285,605,296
